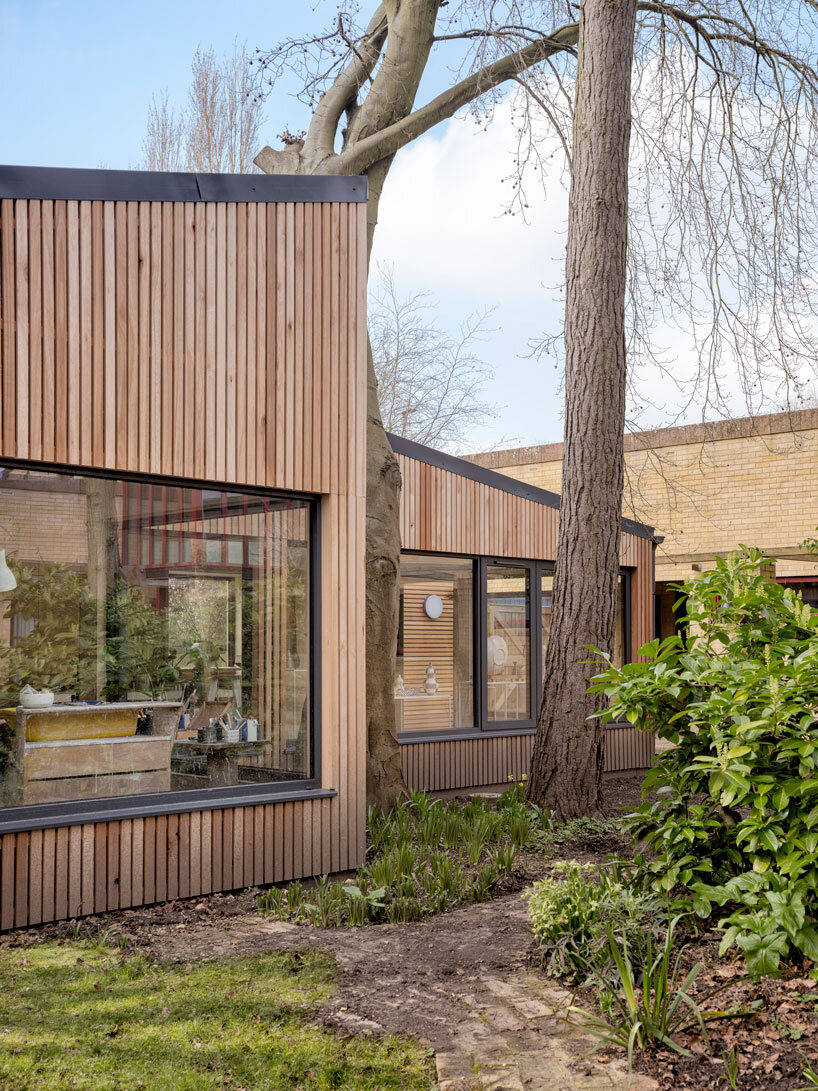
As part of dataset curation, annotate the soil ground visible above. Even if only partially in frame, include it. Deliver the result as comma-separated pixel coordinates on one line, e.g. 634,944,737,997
6,774,815,1089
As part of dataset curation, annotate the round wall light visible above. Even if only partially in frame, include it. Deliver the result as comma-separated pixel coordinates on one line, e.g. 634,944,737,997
424,594,443,619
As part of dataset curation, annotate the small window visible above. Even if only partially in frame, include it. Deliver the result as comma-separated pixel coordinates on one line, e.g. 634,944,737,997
395,555,474,733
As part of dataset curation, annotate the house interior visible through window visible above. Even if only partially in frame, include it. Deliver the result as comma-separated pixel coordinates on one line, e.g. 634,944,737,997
0,466,312,809
486,564,531,722
395,554,474,733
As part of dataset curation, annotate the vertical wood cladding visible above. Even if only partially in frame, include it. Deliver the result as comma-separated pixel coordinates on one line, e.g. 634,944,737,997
0,196,367,929
400,726,655,793
396,450,656,793
0,198,364,494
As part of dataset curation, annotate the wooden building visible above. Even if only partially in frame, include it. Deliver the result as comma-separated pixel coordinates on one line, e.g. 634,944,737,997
0,166,656,930
392,435,656,793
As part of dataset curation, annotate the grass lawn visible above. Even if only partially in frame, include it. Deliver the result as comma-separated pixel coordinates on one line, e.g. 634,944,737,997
0,941,435,1090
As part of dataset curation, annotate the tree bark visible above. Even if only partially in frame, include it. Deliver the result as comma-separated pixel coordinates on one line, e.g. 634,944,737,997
526,0,638,819
254,2,579,810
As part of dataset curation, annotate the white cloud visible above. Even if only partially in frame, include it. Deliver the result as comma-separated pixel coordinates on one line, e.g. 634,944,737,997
371,103,570,450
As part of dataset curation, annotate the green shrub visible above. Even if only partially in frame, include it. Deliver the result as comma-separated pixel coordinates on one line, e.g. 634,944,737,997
592,548,818,974
523,861,665,979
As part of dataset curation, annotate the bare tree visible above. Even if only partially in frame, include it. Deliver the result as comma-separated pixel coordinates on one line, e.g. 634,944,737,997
253,4,580,809
142,42,264,174
525,0,636,818
141,91,186,172
252,1,818,813
370,265,497,450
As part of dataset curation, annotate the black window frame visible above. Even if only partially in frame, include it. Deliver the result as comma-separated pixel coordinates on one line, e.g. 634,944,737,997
396,549,633,743
481,557,538,731
0,457,327,835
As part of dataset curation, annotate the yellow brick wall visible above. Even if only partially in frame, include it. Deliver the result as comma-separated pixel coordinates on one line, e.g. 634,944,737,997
1,491,88,567
467,411,818,584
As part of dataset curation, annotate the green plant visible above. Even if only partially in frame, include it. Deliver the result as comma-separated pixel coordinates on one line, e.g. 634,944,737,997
796,1059,818,1089
489,843,518,875
524,861,666,980
720,1045,740,1088
286,880,305,915
259,787,545,929
257,885,286,916
572,918,734,1075
0,561,99,700
343,883,386,925
465,812,494,865
692,870,818,978
592,549,818,973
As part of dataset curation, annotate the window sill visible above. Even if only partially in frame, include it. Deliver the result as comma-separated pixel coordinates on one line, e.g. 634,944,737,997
0,784,337,835
398,722,638,745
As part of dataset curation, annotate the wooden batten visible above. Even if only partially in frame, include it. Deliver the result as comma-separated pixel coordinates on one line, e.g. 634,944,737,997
0,197,366,493
0,186,368,930
395,448,657,794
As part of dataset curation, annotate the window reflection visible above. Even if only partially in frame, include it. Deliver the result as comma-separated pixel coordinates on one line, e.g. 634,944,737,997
486,565,530,722
0,467,312,808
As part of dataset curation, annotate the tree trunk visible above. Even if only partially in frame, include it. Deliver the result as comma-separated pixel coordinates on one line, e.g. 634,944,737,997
526,0,638,819
362,163,408,809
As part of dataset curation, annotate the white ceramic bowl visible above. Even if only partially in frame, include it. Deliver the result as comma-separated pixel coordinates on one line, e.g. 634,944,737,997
19,688,55,709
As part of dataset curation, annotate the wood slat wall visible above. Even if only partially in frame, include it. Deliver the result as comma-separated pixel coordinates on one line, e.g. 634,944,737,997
0,195,368,930
397,451,657,790
401,726,655,794
0,198,364,494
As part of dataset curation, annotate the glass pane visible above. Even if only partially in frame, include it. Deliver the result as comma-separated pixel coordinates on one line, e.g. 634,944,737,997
0,467,312,809
541,569,554,680
486,565,530,721
395,555,474,733
613,575,626,667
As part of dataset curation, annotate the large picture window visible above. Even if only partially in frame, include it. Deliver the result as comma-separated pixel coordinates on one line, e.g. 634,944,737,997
0,466,314,811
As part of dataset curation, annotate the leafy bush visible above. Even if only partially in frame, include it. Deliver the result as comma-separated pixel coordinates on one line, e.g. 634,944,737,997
591,549,818,974
523,860,666,979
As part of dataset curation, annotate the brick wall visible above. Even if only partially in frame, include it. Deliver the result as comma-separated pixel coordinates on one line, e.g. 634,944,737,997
466,409,818,584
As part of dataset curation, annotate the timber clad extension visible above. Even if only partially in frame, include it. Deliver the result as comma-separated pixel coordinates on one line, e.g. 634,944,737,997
393,436,657,787
0,166,657,931
0,167,367,929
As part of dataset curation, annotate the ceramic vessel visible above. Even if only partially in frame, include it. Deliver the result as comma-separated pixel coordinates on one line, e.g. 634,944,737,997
19,685,55,709
424,663,439,695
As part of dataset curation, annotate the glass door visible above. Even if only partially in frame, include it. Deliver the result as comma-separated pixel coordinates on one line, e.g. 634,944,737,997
481,560,536,729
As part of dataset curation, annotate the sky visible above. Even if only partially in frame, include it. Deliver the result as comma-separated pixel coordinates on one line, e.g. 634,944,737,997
0,0,571,453
1,1,807,455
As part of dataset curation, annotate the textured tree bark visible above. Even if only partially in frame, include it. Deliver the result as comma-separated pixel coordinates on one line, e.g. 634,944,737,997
526,0,638,819
254,2,579,809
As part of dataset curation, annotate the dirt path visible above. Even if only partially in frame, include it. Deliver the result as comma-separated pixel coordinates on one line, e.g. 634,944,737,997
111,892,655,1091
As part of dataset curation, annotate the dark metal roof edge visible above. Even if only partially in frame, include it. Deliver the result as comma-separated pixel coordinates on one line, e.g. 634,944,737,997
0,165,368,204
388,432,656,541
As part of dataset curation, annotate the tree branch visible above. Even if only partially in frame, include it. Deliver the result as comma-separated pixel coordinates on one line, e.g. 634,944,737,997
305,5,388,162
330,20,579,175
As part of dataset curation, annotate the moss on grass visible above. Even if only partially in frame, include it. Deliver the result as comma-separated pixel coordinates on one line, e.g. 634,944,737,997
0,942,434,1090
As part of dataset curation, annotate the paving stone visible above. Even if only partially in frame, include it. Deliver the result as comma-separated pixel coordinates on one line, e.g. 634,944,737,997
436,1052,477,1081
